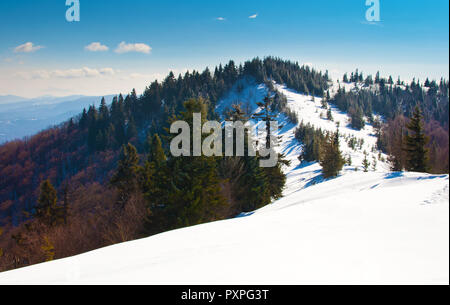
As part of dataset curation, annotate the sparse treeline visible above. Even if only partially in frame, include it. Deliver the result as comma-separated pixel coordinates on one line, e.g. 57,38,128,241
295,121,345,179
334,72,449,128
333,70,449,174
379,106,446,173
296,121,327,163
295,106,442,178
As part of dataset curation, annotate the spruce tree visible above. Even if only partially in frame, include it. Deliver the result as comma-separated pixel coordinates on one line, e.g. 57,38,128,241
343,73,349,83
160,98,227,229
79,108,88,129
127,117,138,142
241,155,270,211
362,151,370,172
319,130,345,179
372,155,378,171
41,236,55,262
111,96,127,146
141,134,170,233
351,108,365,130
263,154,290,201
252,94,278,149
98,97,109,127
403,106,429,172
110,143,140,208
327,108,333,121
148,134,167,166
35,180,60,227
87,105,98,152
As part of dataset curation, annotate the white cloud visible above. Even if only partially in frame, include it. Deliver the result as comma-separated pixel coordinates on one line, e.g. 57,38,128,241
115,42,152,54
16,67,116,80
99,68,115,75
85,42,109,52
14,42,44,53
16,70,50,79
249,14,258,19
216,17,226,21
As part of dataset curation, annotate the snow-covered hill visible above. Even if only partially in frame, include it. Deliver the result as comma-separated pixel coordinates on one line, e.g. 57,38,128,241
0,82,448,285
1,171,447,285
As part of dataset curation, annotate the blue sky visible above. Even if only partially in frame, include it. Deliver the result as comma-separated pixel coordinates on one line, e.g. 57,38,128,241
0,0,448,97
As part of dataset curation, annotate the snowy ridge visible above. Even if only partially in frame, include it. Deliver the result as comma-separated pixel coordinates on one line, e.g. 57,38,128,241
215,77,268,119
0,82,448,285
271,83,391,192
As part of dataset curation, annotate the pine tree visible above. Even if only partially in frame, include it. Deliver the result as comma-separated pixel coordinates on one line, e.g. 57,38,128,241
111,96,127,146
79,108,88,129
388,76,394,85
87,105,98,152
350,108,365,130
35,180,61,227
263,154,290,201
127,117,138,142
241,155,270,211
67,118,75,134
252,94,278,149
141,135,170,233
346,155,352,166
365,75,373,86
375,71,380,84
372,155,378,171
320,130,345,179
110,143,140,208
148,134,167,166
41,236,55,262
327,108,333,121
362,151,370,172
403,106,429,172
98,97,109,126
158,98,227,229
343,73,349,83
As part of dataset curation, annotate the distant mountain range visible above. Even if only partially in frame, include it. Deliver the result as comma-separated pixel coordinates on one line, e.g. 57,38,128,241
0,95,27,104
0,94,116,143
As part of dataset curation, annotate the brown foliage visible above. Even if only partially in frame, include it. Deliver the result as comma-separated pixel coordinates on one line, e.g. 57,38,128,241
0,181,147,273
381,116,449,174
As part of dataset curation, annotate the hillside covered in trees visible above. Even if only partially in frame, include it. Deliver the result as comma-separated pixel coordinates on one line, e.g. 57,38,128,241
331,71,449,173
0,57,448,272
0,57,328,271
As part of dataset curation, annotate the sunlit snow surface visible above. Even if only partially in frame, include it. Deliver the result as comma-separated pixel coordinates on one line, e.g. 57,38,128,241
0,83,448,285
